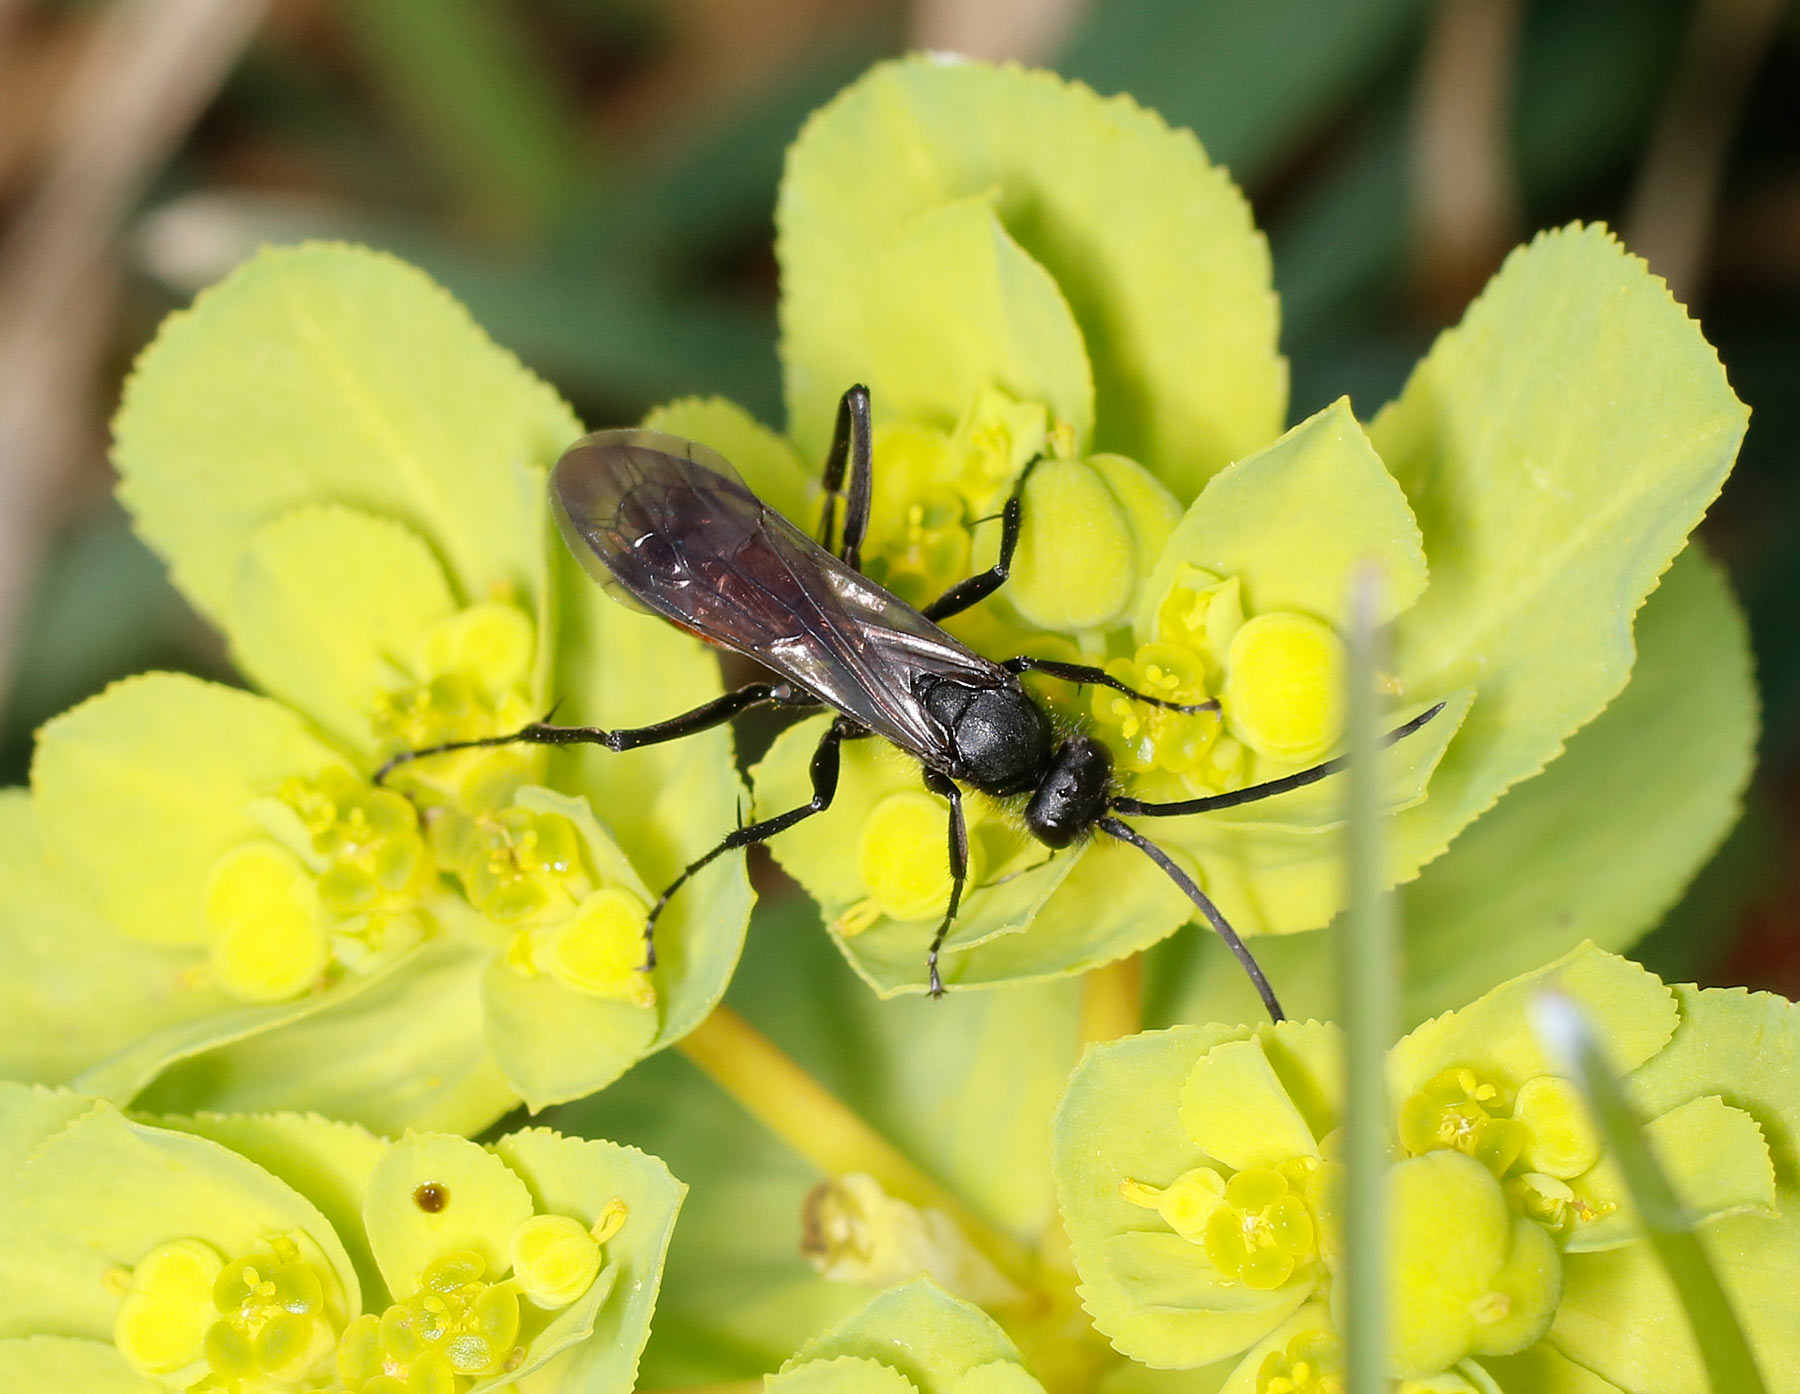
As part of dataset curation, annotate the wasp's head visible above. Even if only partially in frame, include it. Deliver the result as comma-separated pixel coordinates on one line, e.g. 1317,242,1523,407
1023,733,1112,848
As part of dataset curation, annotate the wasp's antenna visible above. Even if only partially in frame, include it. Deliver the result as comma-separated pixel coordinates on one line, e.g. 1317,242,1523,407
1110,701,1448,818
1096,815,1285,1022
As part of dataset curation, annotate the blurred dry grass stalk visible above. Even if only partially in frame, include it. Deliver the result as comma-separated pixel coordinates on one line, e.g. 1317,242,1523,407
0,0,267,728
1625,0,1787,302
1410,0,1524,317
911,0,1086,61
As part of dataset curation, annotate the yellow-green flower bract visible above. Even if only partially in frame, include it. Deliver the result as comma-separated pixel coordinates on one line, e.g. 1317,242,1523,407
0,1084,682,1394
1052,945,1799,1389
1,242,755,1128
716,55,1746,997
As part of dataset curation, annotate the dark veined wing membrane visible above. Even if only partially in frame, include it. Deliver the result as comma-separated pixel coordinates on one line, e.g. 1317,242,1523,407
551,429,1004,764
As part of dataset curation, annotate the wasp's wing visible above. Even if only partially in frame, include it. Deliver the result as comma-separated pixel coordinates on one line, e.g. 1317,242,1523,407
552,429,1001,763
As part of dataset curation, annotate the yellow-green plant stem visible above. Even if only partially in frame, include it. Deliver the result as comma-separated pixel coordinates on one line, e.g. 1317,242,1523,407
1536,991,1769,1394
678,1003,1037,1287
1078,954,1142,1046
1341,567,1393,1393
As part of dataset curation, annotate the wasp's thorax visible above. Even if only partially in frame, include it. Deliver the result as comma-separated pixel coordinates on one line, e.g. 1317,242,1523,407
917,675,1053,796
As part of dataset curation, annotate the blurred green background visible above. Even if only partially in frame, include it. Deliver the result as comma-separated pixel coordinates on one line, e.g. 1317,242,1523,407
0,0,1793,993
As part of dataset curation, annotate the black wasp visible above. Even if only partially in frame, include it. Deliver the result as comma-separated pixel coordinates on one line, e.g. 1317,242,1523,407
380,386,1443,1019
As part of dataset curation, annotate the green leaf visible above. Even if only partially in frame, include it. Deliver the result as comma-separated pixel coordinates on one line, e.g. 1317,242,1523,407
1371,225,1748,888
230,506,459,755
1389,944,1677,1099
492,1128,685,1392
1628,986,1800,1188
0,1083,95,1181
1138,399,1427,634
849,834,1188,997
1177,692,1468,834
125,936,518,1135
755,715,1249,995
0,791,229,1086
1052,1024,1310,1366
750,715,890,911
31,672,345,946
113,242,578,626
1100,1229,1310,1343
0,1337,157,1392
0,1089,111,1340
780,1278,1026,1390
147,1111,389,1303
785,191,1095,447
643,396,816,528
1153,545,1757,1031
777,56,1284,494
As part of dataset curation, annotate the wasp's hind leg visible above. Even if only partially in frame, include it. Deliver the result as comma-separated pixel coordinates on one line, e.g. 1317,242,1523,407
373,681,814,784
638,717,862,970
920,768,969,998
816,385,874,570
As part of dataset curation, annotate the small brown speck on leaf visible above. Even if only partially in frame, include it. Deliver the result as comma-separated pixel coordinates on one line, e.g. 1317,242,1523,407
414,1182,449,1212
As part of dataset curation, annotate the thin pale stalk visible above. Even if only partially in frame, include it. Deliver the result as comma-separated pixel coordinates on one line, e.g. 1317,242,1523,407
677,1003,1037,1287
1534,993,1768,1394
1078,953,1142,1046
1341,565,1393,1393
